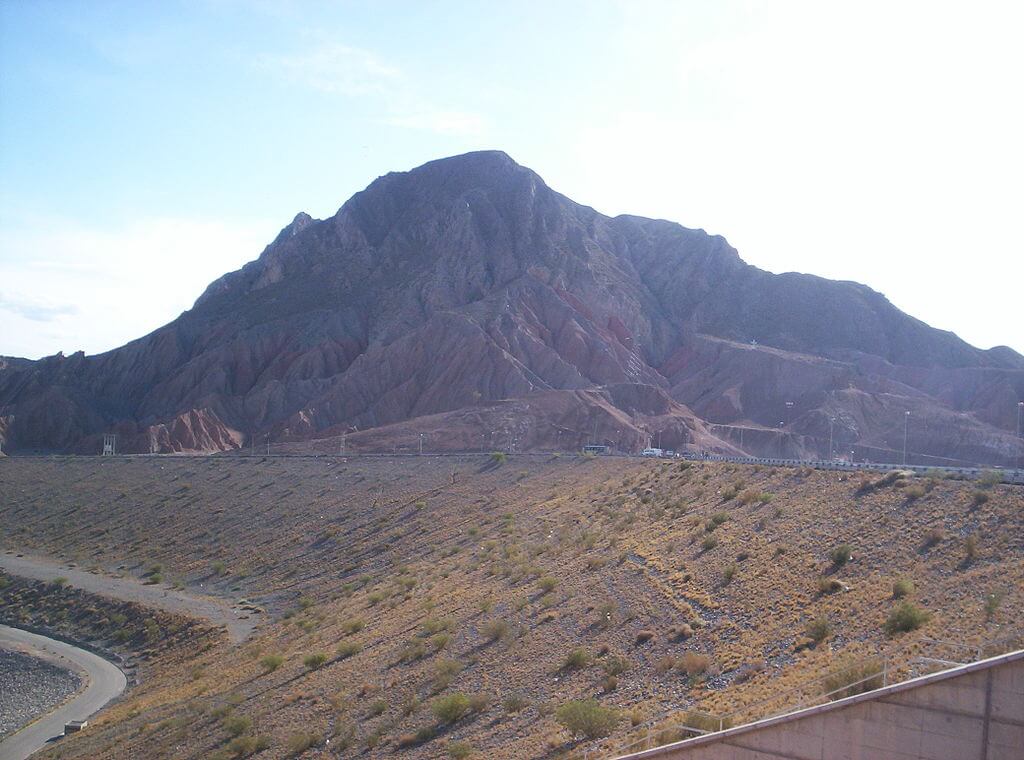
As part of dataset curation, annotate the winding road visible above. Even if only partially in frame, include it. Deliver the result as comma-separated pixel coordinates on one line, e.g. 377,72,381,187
0,551,258,642
0,625,127,760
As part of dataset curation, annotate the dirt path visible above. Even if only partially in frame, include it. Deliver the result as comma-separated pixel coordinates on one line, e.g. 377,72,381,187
0,551,259,643
0,625,127,760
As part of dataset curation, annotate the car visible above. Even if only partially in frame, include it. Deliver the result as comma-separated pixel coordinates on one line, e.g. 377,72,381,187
641,447,663,457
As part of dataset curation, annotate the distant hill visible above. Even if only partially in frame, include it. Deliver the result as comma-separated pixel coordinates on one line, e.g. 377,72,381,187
1,150,1021,465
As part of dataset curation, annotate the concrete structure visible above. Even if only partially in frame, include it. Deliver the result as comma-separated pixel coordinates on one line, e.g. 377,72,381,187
615,649,1024,760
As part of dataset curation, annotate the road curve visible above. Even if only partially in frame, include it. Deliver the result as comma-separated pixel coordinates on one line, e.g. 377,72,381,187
0,625,127,760
0,552,257,642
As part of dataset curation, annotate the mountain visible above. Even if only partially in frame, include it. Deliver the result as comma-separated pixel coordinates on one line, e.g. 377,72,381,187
1,150,1022,466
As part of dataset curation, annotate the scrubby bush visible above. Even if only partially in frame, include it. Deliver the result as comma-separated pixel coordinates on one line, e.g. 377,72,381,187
964,534,979,563
555,699,619,739
432,693,472,723
260,655,284,671
502,693,529,713
482,618,510,642
892,578,914,599
679,652,711,677
822,659,884,699
701,535,719,552
562,647,592,670
223,714,251,737
922,527,944,548
433,659,463,691
817,577,844,595
538,576,558,593
806,616,831,644
634,630,655,646
342,618,365,635
601,654,629,676
829,544,853,567
225,734,270,757
303,652,327,670
978,470,1003,487
447,741,474,759
286,731,320,755
971,490,990,507
883,601,931,635
984,591,1004,621
490,451,507,464
903,484,927,501
397,726,435,747
722,564,737,585
336,641,361,659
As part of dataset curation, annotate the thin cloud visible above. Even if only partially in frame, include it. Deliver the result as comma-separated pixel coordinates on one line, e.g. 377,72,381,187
0,293,79,323
257,41,486,137
258,43,400,95
383,110,487,136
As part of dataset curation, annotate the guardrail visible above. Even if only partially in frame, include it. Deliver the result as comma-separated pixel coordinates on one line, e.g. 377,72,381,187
695,453,1024,485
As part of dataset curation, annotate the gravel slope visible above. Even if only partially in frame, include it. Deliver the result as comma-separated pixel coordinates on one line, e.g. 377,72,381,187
0,648,82,738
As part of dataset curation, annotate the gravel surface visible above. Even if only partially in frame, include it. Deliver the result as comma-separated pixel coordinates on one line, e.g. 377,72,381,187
0,648,82,738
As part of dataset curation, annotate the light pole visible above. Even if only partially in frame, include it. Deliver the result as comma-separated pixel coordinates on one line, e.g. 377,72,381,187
903,411,910,466
1017,401,1023,470
785,401,794,427
828,417,834,461
419,433,425,456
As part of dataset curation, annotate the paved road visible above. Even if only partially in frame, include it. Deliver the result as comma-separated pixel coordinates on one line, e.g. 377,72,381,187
0,552,258,642
0,625,126,760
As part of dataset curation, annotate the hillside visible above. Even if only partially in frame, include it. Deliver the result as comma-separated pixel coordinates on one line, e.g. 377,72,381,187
1,455,1021,758
0,151,1022,466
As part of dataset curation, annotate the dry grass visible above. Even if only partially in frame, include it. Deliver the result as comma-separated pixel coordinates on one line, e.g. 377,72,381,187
0,455,1020,760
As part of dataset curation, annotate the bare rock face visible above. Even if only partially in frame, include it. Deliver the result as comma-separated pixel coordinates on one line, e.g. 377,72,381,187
1,151,1022,465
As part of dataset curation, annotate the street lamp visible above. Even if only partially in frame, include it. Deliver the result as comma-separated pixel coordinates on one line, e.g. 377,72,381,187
419,432,425,456
1017,401,1023,470
903,411,911,466
785,401,794,427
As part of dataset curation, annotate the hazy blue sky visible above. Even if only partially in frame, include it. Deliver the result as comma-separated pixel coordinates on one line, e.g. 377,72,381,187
2,0,1022,359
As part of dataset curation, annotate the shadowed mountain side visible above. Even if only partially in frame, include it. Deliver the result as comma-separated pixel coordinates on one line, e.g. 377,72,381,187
1,151,1021,464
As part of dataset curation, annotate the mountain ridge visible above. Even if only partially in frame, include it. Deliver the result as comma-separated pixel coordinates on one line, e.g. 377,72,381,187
1,150,1021,464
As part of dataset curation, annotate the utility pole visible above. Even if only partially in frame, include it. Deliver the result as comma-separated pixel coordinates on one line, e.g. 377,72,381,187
419,433,425,456
250,430,255,456
828,418,834,461
903,411,910,466
340,432,346,456
266,434,271,456
785,401,794,427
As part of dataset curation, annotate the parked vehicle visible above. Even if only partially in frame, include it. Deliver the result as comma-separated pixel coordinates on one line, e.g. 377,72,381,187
641,447,663,457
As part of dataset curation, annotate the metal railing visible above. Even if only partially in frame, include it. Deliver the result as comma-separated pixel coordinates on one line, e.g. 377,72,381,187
593,630,1024,759
590,656,889,759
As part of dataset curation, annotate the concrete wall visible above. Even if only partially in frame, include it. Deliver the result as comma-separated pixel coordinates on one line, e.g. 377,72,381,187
618,650,1024,760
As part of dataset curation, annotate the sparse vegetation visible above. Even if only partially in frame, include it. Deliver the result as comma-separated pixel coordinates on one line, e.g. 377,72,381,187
964,534,979,564
432,693,472,724
555,699,619,740
562,647,592,670
892,578,914,599
303,652,328,670
259,654,283,673
2,453,1022,760
829,544,853,567
822,659,884,699
884,601,931,635
806,615,831,644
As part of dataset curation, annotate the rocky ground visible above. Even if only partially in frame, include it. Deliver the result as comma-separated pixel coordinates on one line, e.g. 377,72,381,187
0,455,1021,759
0,648,82,738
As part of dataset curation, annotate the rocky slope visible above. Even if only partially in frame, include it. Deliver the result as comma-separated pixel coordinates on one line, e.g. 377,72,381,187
1,151,1021,464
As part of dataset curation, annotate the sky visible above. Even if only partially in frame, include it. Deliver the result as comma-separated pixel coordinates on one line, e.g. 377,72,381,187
1,0,1022,359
